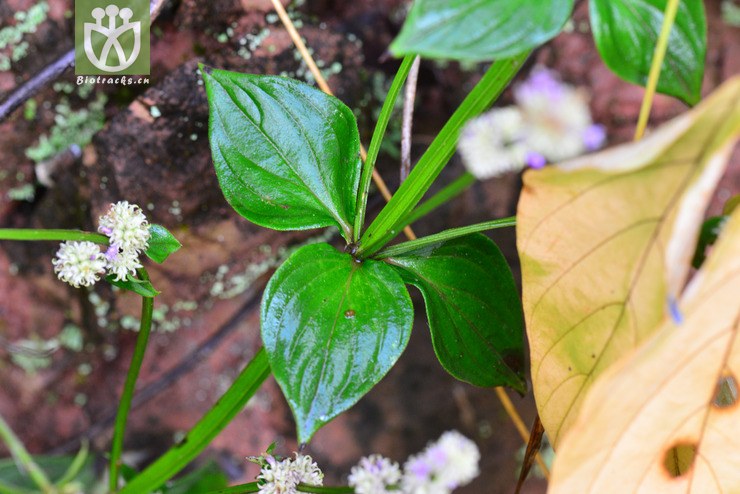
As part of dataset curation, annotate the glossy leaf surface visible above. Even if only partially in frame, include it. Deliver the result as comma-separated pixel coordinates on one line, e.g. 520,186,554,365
107,275,159,298
517,77,740,447
145,224,181,264
590,0,706,105
387,234,526,392
262,243,413,442
390,0,573,61
203,68,361,240
550,210,740,493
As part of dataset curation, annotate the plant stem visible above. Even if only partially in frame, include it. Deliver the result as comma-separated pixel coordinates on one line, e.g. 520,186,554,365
203,482,259,493
376,216,516,259
203,484,354,494
400,172,476,229
298,485,354,494
353,54,417,241
633,0,680,140
0,479,36,494
357,53,529,258
109,268,155,493
119,349,270,494
0,229,108,244
54,440,89,488
0,414,54,493
400,55,422,183
494,388,550,480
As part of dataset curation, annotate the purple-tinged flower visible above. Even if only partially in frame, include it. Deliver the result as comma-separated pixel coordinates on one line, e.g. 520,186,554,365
348,454,401,494
98,201,150,253
52,241,106,288
402,430,480,494
582,124,607,151
525,151,547,169
457,107,528,179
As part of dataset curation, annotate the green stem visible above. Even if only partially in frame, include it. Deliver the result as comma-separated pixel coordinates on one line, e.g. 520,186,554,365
297,485,354,494
54,440,89,488
119,349,271,494
0,229,108,244
109,268,155,493
376,217,516,259
204,484,354,494
353,55,417,242
400,172,475,228
203,482,259,493
357,52,529,257
0,414,54,493
0,479,35,494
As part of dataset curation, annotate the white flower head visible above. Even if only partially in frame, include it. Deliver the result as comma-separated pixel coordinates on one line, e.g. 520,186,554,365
348,454,401,494
457,106,528,179
291,453,323,486
402,430,480,494
104,244,143,281
98,201,150,253
257,453,323,494
52,241,106,288
433,431,480,489
258,455,297,494
514,67,605,162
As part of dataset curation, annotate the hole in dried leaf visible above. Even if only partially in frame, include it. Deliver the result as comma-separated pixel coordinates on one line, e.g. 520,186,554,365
663,443,696,478
712,374,738,408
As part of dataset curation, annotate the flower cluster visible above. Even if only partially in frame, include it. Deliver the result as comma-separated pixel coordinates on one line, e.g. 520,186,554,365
257,453,324,494
53,201,150,288
348,454,402,494
347,431,480,494
458,66,606,179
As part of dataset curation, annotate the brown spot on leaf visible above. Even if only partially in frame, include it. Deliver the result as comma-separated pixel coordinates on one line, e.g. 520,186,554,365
663,442,696,478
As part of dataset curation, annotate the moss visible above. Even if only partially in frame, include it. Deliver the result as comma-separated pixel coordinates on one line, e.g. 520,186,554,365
6,183,35,201
0,2,49,71
25,91,107,163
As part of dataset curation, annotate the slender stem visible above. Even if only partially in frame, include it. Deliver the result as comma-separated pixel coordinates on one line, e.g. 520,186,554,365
109,268,155,493
204,484,354,494
0,414,54,493
494,388,550,480
54,440,89,487
353,55,417,241
633,0,680,140
400,172,475,229
203,482,259,493
400,55,422,183
0,229,108,244
297,485,354,494
119,350,270,494
0,479,35,494
357,53,529,258
376,217,516,259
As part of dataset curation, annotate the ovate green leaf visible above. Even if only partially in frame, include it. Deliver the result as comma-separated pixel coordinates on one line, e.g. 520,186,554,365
390,0,573,61
107,275,160,298
590,0,707,105
387,234,526,392
203,68,361,240
146,224,182,263
262,243,413,443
